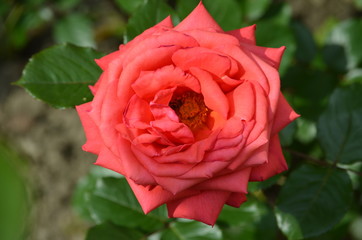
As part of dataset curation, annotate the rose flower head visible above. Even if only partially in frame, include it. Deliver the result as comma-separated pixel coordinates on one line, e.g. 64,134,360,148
76,2,299,225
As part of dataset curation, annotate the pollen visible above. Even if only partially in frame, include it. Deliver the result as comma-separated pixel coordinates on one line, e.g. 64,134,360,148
169,91,209,129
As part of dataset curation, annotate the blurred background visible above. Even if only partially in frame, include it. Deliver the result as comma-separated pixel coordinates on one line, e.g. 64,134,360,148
0,0,361,239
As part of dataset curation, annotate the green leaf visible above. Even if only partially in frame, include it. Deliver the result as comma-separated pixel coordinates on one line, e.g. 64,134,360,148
283,66,338,120
255,18,296,75
17,44,103,108
125,0,175,41
53,14,96,48
244,0,271,22
292,21,317,63
276,164,353,239
86,222,144,240
323,19,362,71
74,171,168,233
161,221,222,240
114,0,145,14
0,142,29,240
318,85,362,164
218,200,278,240
176,0,242,31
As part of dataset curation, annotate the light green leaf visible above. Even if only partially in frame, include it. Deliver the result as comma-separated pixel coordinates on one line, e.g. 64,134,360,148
161,221,222,240
86,222,144,240
318,85,362,164
17,44,103,108
276,164,353,239
53,14,95,48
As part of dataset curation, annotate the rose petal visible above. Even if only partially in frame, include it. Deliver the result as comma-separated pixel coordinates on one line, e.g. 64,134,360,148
76,102,102,154
194,167,251,193
183,29,240,49
167,190,230,225
132,65,200,100
116,138,157,185
227,81,255,121
95,50,120,71
118,46,181,105
249,135,288,181
127,179,174,214
190,67,229,119
226,193,247,207
241,45,285,70
227,24,256,45
271,93,300,135
95,146,124,174
174,2,223,32
172,47,231,77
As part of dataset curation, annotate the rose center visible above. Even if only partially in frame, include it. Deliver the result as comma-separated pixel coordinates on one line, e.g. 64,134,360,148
169,91,209,129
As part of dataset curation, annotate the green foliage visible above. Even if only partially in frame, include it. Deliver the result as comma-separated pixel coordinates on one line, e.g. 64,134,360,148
318,85,362,164
53,13,96,47
125,0,175,42
86,222,144,240
276,165,353,239
161,221,223,240
17,44,103,108
0,142,29,240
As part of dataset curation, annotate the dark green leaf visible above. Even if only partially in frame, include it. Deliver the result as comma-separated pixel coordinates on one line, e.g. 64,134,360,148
0,142,29,240
323,19,362,71
256,19,296,75
161,221,222,240
283,66,338,120
218,200,278,240
276,165,353,239
318,85,362,164
176,0,242,31
125,0,175,41
53,14,95,48
114,0,145,14
17,44,103,108
292,21,317,63
86,222,144,240
75,172,168,233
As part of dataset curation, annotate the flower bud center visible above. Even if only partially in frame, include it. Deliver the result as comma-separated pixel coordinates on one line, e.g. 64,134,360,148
169,91,209,129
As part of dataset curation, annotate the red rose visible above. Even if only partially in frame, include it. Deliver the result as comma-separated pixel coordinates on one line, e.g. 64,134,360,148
76,2,299,225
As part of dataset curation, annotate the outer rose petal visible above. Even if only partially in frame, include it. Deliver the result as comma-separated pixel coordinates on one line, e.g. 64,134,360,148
76,102,102,154
95,50,120,71
227,24,256,45
175,2,223,32
167,190,231,225
226,193,247,207
249,135,288,181
271,93,300,135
